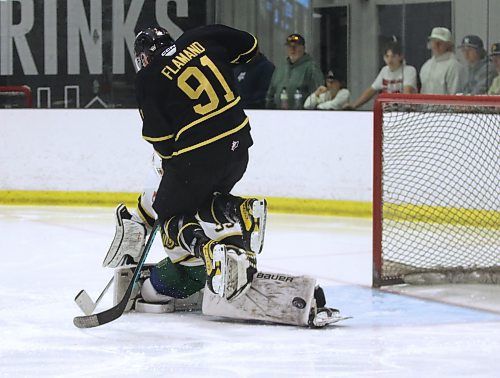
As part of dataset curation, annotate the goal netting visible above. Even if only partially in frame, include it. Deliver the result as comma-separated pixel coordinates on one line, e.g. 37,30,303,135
373,94,500,287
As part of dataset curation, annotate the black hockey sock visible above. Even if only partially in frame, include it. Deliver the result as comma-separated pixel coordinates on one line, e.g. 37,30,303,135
198,193,242,224
314,286,327,308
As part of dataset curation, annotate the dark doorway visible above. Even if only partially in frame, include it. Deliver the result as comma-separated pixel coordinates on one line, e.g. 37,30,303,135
315,6,349,86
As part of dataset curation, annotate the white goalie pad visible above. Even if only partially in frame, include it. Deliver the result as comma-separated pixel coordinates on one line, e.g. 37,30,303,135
202,271,317,327
102,204,146,268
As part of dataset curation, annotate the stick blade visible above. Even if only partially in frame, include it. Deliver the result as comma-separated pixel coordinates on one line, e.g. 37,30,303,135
74,290,96,316
73,313,100,328
73,297,127,328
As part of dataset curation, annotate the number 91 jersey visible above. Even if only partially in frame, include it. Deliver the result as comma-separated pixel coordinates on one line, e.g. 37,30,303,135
135,24,258,161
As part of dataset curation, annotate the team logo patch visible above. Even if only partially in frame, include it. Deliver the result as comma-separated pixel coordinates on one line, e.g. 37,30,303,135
237,72,246,82
161,45,177,56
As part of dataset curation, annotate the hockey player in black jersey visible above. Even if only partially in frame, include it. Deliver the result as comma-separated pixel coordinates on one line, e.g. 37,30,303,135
99,25,344,328
105,25,268,302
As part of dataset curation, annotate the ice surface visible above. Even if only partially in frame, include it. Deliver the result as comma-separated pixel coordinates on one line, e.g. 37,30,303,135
1,206,499,377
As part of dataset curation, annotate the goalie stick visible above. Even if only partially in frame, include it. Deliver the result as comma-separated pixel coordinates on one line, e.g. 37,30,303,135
74,276,114,315
73,221,160,328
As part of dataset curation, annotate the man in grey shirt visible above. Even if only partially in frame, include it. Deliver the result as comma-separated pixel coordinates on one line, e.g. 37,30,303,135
420,27,463,95
459,35,496,94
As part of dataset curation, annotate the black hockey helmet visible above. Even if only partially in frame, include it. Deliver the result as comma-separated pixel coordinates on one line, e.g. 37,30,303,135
134,26,174,71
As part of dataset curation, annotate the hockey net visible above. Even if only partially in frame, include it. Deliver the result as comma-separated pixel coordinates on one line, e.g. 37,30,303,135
373,94,500,287
0,85,32,108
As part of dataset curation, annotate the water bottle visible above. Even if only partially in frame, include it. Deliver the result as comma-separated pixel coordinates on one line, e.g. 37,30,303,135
280,87,288,110
294,89,303,110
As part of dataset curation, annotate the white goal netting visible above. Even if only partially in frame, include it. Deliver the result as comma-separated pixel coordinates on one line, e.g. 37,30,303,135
373,95,500,286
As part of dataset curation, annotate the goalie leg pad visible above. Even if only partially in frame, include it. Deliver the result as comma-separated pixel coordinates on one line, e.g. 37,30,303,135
103,204,146,268
202,271,317,326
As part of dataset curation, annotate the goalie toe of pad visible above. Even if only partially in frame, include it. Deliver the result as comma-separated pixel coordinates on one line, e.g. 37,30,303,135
103,204,146,268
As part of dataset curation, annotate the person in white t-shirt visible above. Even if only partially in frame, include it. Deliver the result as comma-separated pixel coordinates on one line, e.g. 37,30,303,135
303,70,350,110
344,41,417,110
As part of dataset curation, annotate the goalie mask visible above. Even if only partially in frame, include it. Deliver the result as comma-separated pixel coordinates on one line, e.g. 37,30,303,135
134,26,175,71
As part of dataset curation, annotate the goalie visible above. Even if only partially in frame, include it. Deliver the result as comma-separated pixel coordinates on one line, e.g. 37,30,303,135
103,154,343,328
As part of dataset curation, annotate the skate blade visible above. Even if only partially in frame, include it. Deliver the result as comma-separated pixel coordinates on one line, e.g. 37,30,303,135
313,314,352,328
250,199,267,254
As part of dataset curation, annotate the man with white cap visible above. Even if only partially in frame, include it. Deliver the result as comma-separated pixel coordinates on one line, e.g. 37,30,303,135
487,42,500,95
420,27,463,94
459,35,495,94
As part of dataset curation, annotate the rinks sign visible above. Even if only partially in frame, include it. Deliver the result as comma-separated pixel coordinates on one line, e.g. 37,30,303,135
0,0,207,108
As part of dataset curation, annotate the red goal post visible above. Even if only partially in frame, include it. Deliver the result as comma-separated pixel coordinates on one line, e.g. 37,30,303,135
373,93,500,287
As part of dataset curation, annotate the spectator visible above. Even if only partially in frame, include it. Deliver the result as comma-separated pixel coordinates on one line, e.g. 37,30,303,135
303,70,350,110
459,35,496,95
420,27,463,94
234,50,275,109
265,33,323,109
344,41,416,110
488,43,500,95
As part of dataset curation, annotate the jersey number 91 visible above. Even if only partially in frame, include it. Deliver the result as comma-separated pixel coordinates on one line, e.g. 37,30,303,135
177,55,235,115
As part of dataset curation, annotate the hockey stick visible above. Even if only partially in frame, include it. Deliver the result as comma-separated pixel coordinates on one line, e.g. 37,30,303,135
73,221,160,328
74,276,114,315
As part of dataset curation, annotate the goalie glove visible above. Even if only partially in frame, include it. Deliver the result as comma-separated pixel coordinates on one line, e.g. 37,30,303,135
102,204,147,268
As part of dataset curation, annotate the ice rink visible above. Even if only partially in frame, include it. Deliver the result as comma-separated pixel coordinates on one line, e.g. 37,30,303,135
1,205,500,377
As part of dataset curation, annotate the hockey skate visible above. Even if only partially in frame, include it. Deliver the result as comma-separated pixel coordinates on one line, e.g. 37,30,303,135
309,307,350,328
235,198,267,254
200,240,227,298
307,285,350,327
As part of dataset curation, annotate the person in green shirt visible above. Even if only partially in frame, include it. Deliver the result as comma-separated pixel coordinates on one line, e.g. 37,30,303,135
265,33,324,109
488,42,500,95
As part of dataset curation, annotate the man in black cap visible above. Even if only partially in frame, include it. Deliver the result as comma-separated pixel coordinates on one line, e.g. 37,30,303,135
265,33,323,109
488,42,500,95
459,35,495,94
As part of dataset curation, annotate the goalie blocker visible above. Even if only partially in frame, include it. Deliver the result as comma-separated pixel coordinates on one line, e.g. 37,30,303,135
114,265,345,328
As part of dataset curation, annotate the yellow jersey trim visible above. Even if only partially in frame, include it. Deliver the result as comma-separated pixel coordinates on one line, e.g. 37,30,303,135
143,134,174,142
230,35,258,64
172,117,249,157
177,222,200,247
175,96,241,141
154,149,173,160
